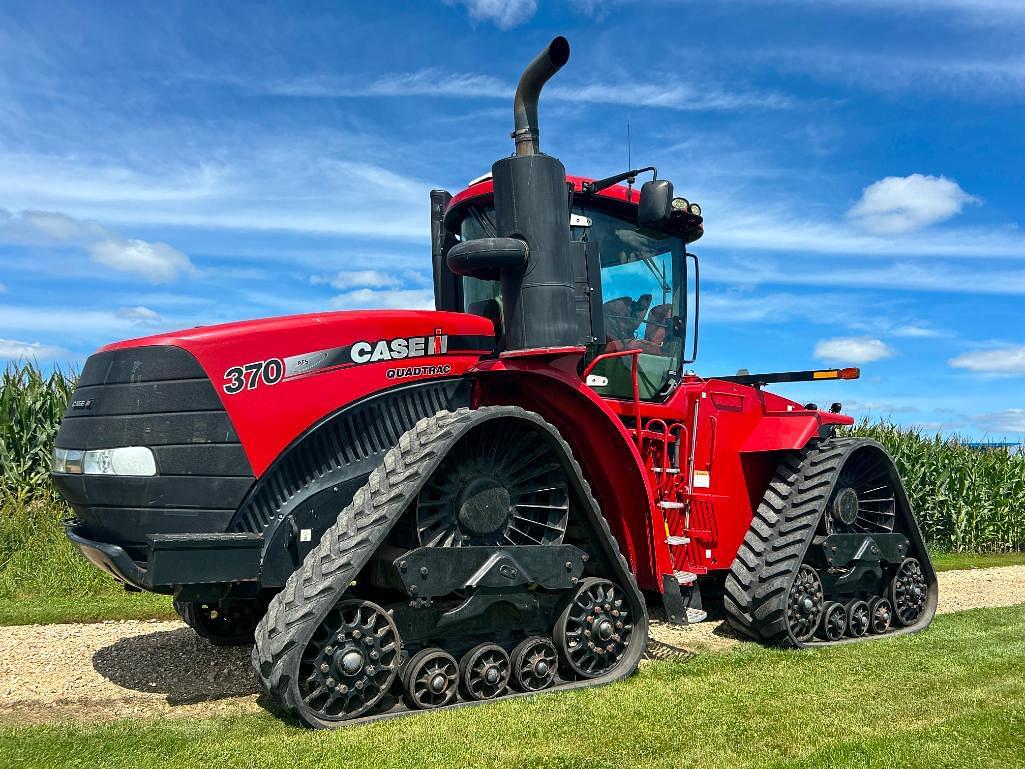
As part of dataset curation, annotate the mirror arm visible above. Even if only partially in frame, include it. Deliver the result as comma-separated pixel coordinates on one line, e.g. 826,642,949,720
582,166,657,194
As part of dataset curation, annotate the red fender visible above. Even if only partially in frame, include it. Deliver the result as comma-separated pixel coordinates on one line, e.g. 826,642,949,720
470,353,669,591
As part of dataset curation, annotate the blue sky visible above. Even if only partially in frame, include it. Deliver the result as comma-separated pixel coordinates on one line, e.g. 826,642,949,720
1,0,1023,438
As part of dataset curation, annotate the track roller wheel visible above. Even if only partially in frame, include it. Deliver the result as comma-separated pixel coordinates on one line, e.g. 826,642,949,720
555,578,635,678
297,599,400,722
868,597,893,634
459,643,510,701
510,636,558,692
844,599,871,637
786,565,825,643
818,601,847,641
403,648,459,710
892,557,927,626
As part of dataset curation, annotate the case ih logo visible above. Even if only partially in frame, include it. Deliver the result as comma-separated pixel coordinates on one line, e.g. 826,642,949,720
222,329,451,394
350,329,448,364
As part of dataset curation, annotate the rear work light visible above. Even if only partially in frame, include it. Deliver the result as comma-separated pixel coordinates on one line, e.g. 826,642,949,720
811,367,861,381
52,446,157,477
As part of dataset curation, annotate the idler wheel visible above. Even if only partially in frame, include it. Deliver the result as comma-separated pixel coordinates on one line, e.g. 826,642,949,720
845,599,871,638
297,598,400,721
510,636,558,692
786,565,824,643
892,557,928,626
554,578,634,678
817,601,847,641
403,648,459,709
459,643,510,701
868,596,893,635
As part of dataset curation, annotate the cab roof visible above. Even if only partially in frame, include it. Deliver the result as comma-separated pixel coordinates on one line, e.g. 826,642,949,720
445,173,704,243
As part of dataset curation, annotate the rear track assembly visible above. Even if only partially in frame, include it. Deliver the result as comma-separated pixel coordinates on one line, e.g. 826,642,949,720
723,437,937,648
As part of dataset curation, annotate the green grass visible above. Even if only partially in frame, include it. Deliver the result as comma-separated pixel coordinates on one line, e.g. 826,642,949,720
2,605,1023,769
0,593,173,626
931,550,1025,572
0,497,174,625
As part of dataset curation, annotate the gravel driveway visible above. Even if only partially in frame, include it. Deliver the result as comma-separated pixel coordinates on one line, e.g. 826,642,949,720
2,565,1023,726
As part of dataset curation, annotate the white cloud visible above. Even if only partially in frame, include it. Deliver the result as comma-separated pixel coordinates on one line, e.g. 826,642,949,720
548,81,792,112
445,0,537,29
949,345,1025,375
700,193,1023,260
89,238,193,283
265,70,507,100
889,324,942,338
311,270,402,290
0,305,143,337
972,409,1025,434
0,208,194,282
0,148,433,242
330,288,435,310
847,174,979,235
705,256,1025,296
814,337,896,364
0,338,69,361
117,306,163,325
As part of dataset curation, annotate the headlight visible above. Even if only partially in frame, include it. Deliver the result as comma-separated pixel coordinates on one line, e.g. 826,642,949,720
53,446,156,477
688,202,702,216
52,448,84,474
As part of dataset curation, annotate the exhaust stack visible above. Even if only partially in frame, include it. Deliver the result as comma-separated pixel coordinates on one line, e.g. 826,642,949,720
512,36,570,156
446,37,582,352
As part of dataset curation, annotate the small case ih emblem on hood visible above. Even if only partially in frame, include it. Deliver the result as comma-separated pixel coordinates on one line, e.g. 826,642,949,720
70,399,94,410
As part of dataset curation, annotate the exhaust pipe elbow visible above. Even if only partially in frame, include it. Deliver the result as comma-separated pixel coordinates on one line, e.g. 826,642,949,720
512,36,570,156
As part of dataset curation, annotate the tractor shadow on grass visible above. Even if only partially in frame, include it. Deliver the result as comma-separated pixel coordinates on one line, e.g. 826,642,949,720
92,626,260,706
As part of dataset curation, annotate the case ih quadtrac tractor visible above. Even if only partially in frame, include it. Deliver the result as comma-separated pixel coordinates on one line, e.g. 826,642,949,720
52,38,936,727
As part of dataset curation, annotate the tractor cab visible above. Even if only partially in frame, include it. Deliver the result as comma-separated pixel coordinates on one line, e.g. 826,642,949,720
436,174,704,401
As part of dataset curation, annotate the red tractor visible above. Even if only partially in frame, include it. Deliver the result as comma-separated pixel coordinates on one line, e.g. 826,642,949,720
51,38,936,727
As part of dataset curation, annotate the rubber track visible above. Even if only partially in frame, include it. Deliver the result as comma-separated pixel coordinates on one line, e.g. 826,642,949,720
723,437,852,648
251,406,647,726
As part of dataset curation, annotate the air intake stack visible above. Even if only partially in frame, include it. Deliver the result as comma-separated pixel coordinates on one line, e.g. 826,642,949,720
447,37,581,352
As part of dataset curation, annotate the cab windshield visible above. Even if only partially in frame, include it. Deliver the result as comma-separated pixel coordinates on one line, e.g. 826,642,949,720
459,204,686,401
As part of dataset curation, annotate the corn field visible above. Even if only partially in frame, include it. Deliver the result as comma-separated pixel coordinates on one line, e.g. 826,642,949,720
850,420,1025,554
1,364,76,506
0,363,1022,553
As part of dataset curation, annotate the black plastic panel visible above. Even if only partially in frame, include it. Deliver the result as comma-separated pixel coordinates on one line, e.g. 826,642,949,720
63,502,237,543
64,379,223,417
56,474,254,510
78,345,206,386
56,412,239,448
53,345,255,546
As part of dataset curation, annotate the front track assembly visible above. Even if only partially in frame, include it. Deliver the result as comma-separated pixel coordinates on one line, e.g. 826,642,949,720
724,437,938,648
252,407,648,728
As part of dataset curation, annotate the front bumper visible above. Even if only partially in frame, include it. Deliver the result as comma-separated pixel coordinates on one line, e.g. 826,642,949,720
64,521,263,591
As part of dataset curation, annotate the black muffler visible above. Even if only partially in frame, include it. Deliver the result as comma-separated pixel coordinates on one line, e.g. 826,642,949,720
447,36,582,352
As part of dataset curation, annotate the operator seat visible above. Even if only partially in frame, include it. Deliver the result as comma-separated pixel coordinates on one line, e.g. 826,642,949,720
603,294,652,352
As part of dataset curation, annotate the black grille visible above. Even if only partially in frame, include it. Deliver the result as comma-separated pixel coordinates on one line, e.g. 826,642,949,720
53,345,255,543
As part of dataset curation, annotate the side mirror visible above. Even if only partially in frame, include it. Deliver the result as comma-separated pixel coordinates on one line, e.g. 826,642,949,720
638,179,674,227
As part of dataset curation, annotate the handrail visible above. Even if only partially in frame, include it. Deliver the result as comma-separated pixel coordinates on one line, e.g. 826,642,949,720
583,348,643,444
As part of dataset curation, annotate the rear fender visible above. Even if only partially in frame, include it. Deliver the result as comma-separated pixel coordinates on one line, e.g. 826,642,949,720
471,358,664,591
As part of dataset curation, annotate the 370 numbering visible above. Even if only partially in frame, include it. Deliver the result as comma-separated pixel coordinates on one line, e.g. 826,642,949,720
222,358,284,394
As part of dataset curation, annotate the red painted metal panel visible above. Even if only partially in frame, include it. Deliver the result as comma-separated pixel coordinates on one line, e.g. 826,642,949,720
102,310,495,476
